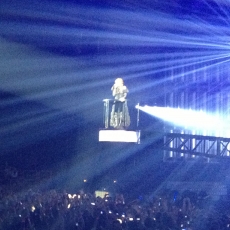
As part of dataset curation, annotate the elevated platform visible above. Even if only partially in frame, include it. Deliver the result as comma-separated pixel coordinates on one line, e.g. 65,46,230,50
99,130,140,143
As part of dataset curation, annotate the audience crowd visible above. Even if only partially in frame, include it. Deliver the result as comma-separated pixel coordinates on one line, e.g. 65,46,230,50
0,182,230,230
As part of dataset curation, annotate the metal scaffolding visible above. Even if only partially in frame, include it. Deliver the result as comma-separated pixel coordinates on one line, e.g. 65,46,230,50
163,133,230,159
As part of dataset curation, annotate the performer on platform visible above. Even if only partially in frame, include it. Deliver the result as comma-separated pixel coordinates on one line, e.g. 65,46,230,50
110,78,130,129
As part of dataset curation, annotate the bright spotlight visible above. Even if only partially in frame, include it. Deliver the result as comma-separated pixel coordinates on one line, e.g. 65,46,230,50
138,106,227,135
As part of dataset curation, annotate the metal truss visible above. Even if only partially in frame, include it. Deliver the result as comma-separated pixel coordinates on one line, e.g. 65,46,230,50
163,133,230,158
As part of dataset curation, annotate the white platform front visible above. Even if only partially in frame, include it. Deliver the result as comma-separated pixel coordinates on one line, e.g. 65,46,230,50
99,130,140,143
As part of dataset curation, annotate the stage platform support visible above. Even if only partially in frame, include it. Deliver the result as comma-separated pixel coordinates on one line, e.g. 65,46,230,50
99,130,140,143
163,132,230,160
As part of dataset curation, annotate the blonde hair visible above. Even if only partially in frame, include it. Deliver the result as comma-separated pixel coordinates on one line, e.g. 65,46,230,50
115,78,124,85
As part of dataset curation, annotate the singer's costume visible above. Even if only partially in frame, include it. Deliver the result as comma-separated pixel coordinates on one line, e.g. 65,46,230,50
110,79,130,129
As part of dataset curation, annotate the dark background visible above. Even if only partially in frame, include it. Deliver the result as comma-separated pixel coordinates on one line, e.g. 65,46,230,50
1,0,230,196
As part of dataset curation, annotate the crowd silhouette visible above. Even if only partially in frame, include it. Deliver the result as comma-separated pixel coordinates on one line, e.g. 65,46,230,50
0,180,230,230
